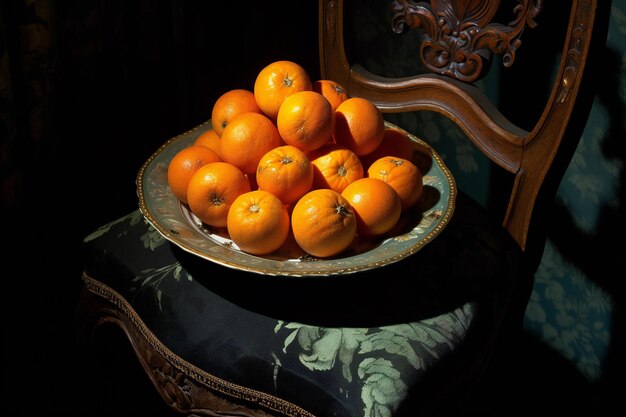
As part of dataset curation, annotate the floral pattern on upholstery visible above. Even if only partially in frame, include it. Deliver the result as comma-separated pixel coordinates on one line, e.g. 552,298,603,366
274,306,473,417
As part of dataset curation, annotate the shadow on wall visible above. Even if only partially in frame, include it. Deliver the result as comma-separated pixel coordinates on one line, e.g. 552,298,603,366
522,19,624,415
549,42,625,393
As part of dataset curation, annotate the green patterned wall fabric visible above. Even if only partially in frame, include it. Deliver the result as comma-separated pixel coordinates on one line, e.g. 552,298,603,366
524,4,625,381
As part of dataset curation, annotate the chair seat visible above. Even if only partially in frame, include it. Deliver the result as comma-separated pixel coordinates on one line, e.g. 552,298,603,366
79,191,523,417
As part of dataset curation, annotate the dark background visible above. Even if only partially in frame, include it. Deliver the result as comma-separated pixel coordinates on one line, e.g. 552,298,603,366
2,1,318,415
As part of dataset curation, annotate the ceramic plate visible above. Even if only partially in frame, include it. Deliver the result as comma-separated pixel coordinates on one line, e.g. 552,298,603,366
137,120,456,276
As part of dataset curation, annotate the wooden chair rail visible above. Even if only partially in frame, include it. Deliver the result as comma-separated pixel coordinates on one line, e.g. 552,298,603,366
77,274,310,417
348,65,527,173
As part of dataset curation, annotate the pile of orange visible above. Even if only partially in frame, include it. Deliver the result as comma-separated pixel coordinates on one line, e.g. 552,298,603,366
167,60,424,257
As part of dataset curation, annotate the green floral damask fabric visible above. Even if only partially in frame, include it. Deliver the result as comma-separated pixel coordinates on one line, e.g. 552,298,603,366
349,1,624,382
274,308,473,417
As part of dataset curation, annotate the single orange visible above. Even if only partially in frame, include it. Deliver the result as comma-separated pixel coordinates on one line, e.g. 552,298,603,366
227,190,290,255
186,162,251,228
334,97,385,156
291,188,357,258
167,145,222,204
341,177,401,236
309,144,364,193
194,128,222,158
211,89,262,137
312,79,349,112
220,112,284,175
254,60,312,120
256,145,314,205
367,157,423,211
360,128,415,170
277,90,335,152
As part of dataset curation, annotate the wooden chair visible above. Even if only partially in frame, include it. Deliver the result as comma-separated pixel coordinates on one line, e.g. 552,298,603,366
76,0,609,415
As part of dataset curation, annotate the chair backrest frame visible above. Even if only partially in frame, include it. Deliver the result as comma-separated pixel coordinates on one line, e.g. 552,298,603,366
318,0,605,252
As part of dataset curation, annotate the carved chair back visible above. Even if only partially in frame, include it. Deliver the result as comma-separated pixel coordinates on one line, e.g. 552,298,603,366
319,0,604,256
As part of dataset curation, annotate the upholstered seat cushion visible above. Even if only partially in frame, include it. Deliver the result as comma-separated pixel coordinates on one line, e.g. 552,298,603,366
81,191,522,417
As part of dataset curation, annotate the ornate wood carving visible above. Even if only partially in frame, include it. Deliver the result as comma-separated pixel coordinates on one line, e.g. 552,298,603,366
391,0,543,82
326,0,337,46
78,274,314,417
557,0,591,104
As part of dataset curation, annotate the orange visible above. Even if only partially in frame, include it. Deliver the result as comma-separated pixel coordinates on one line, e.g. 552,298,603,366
291,189,357,258
254,60,312,120
227,190,290,255
309,144,364,193
367,157,423,211
211,89,262,137
277,90,335,152
194,128,222,158
312,79,349,112
360,128,415,170
341,177,401,236
256,145,314,205
334,97,385,156
167,145,222,204
186,162,251,228
220,112,284,175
